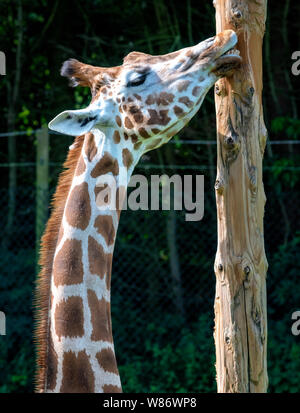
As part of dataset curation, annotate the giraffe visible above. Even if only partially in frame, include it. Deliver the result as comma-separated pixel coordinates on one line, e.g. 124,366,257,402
34,29,241,393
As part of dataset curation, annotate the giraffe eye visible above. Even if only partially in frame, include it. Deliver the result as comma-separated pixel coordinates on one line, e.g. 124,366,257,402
126,73,148,87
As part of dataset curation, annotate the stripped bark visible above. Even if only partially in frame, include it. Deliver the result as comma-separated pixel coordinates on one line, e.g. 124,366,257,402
213,0,268,392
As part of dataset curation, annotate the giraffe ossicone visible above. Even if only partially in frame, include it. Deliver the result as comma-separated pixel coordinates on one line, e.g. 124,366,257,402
35,29,241,393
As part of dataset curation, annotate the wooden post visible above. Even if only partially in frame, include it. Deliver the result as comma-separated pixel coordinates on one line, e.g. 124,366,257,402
36,126,49,262
213,0,268,392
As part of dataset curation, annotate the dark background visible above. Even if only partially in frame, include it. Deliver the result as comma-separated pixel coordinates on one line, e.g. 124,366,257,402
0,0,299,393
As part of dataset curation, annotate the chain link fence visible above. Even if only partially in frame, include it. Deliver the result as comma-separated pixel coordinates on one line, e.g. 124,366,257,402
0,138,299,392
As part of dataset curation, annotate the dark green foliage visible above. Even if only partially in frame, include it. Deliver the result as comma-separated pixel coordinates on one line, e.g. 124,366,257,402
119,316,216,393
267,236,300,393
0,249,35,393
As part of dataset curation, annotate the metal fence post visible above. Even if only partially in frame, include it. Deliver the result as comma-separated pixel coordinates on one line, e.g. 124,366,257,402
36,125,49,266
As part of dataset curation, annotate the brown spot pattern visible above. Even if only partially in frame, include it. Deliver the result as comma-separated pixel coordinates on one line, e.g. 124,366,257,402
65,182,91,230
94,215,115,246
91,152,119,178
84,132,97,161
106,255,113,291
87,289,112,342
156,92,174,105
53,238,84,286
192,86,201,97
129,106,144,123
94,183,108,202
75,155,86,176
138,127,150,139
145,94,155,105
177,80,190,92
102,385,122,393
115,115,122,127
147,109,170,126
96,348,119,374
124,116,133,129
174,105,184,117
55,296,84,339
60,350,95,393
131,134,138,143
35,133,86,393
179,96,193,108
46,335,58,391
122,148,133,169
88,236,109,279
113,130,120,144
134,141,142,150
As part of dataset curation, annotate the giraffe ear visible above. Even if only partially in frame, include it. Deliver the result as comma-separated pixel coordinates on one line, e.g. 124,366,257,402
61,59,104,89
48,106,100,136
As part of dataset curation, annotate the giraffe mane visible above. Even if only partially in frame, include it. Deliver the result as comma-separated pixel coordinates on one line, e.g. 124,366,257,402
33,134,85,392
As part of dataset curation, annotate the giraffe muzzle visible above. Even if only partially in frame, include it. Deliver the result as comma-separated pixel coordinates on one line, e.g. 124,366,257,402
210,30,242,76
180,30,241,76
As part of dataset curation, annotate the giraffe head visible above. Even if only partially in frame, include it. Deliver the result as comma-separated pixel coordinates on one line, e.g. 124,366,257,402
49,29,240,152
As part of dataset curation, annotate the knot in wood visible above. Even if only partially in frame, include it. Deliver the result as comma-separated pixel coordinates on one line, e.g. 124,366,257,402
225,136,235,146
243,266,251,288
233,9,242,19
215,81,227,97
218,263,223,271
249,86,255,96
225,335,231,345
214,179,224,195
244,266,250,275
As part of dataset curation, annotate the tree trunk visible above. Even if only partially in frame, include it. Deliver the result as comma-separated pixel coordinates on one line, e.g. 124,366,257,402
213,0,268,392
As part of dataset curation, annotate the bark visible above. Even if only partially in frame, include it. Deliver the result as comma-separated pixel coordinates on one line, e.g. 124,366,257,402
213,0,268,392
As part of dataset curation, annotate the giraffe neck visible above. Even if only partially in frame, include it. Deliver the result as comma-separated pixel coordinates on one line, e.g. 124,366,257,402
44,128,139,393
